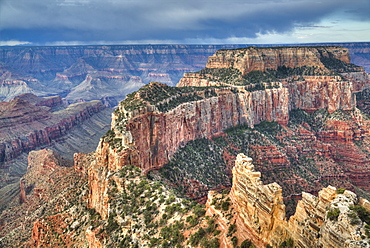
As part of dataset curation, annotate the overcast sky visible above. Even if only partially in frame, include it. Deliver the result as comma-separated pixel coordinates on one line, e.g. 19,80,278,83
0,0,369,46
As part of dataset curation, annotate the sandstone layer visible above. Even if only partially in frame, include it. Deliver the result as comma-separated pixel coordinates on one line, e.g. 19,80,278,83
203,46,353,75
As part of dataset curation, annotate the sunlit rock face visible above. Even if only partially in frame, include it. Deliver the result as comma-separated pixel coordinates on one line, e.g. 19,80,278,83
229,154,288,247
228,154,370,248
203,47,353,74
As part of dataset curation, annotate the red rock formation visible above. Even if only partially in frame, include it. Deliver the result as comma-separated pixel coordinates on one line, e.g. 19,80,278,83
229,154,287,247
83,46,370,230
0,148,85,247
178,47,368,114
204,47,328,74
117,86,289,172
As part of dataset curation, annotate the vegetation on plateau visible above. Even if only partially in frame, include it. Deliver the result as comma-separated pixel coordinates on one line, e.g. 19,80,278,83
317,51,363,73
120,82,220,112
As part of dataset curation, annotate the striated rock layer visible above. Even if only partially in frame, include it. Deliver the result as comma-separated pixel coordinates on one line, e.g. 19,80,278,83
178,46,369,113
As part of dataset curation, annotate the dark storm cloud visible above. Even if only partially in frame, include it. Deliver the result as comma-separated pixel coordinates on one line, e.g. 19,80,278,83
0,0,369,44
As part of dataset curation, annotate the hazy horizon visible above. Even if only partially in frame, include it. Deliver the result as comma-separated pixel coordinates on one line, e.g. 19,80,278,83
1,0,369,46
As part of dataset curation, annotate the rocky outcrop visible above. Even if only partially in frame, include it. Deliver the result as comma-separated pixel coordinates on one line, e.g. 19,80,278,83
287,76,355,113
203,46,355,75
228,153,370,248
229,154,288,247
178,46,369,114
0,149,79,247
96,46,369,185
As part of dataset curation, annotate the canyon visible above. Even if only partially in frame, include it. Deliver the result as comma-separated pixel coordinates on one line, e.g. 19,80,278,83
114,47,363,169
1,43,369,106
0,93,111,213
1,44,370,247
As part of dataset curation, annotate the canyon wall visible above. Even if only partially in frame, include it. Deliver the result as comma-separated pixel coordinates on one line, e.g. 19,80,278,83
0,45,250,105
178,46,369,113
113,84,289,172
0,96,105,166
86,84,289,217
111,46,369,173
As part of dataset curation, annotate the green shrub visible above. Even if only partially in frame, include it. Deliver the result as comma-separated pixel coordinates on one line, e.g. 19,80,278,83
193,204,206,217
327,208,340,221
279,238,294,248
336,188,346,194
231,236,238,247
349,205,370,224
189,227,206,246
221,201,231,211
227,224,237,236
240,239,254,248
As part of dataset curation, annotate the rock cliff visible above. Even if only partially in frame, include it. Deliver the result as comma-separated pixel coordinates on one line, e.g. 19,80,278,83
92,46,369,194
82,46,370,216
178,46,369,114
0,93,109,207
14,93,63,109
111,82,289,172
202,46,356,75
0,149,81,247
